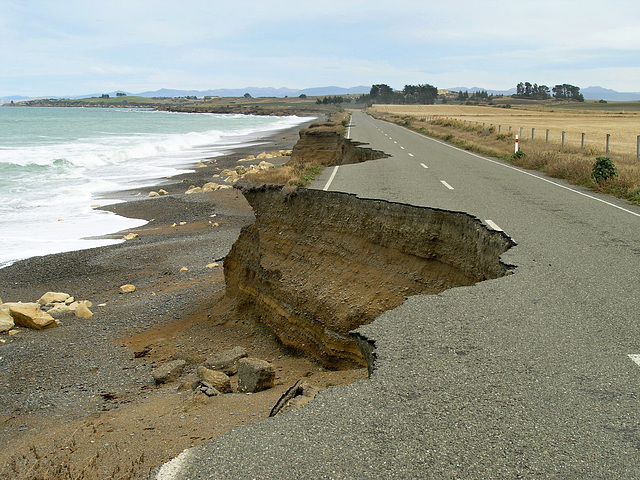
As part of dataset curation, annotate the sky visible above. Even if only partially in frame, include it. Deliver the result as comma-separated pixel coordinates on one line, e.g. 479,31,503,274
1,0,639,97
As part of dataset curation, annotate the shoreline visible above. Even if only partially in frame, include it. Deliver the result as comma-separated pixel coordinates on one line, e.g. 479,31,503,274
0,115,367,478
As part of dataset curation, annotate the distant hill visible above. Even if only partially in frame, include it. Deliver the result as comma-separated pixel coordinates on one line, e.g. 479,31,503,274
581,86,640,102
5,85,639,102
133,86,370,99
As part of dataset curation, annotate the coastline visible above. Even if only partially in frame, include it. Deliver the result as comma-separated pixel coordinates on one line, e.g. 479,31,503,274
0,116,367,478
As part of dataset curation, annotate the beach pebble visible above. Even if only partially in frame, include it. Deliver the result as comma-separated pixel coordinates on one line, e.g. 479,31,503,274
180,267,188,272
205,263,220,269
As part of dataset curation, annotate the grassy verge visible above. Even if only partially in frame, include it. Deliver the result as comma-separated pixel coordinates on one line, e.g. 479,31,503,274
370,111,640,205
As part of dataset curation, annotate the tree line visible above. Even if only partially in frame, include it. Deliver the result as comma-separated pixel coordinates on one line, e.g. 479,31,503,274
512,82,584,102
360,83,439,105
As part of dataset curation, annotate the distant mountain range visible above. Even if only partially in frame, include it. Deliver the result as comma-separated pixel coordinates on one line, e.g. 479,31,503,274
2,85,639,102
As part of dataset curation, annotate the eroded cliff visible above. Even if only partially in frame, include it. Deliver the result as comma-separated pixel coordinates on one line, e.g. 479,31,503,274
288,122,389,167
224,185,515,370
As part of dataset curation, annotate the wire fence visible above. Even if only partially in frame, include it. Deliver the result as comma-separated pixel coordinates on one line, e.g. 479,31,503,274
425,116,640,159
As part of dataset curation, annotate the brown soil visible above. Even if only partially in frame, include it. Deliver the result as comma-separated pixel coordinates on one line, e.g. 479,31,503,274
1,299,366,479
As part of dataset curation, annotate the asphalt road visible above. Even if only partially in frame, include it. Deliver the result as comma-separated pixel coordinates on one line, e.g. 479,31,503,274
154,110,640,479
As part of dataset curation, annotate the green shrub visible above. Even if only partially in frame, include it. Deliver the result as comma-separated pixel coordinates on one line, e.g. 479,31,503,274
592,156,617,182
511,150,526,160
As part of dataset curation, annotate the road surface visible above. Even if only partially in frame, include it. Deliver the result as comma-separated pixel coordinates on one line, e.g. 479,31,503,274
155,110,640,479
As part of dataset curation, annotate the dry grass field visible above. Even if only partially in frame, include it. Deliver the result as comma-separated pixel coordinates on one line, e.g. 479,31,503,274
372,104,640,157
369,103,640,204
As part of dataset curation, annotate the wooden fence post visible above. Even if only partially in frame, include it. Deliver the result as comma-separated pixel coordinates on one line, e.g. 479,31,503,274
546,129,549,143
606,134,610,153
562,131,566,149
532,127,535,140
637,135,639,159
581,133,585,151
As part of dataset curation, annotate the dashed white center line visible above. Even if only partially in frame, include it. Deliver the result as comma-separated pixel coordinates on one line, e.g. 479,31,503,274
440,180,454,190
628,354,640,367
400,146,405,149
408,153,414,157
485,220,503,231
420,163,428,169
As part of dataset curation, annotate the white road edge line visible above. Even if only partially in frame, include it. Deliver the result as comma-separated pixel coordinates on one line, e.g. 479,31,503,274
323,166,339,191
420,163,428,169
628,354,640,367
402,125,640,219
441,180,454,190
485,220,503,231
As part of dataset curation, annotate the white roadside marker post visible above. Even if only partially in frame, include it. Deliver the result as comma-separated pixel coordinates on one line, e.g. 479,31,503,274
515,135,519,154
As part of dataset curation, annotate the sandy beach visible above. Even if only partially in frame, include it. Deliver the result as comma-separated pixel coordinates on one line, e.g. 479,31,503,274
0,118,367,478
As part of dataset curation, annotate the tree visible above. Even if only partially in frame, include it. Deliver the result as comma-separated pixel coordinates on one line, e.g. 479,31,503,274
370,84,395,103
402,84,437,104
553,84,584,102
243,92,252,99
299,94,307,99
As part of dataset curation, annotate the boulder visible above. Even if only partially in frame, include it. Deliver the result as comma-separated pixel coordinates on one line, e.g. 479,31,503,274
47,302,76,315
258,161,275,171
123,233,139,240
120,284,136,294
0,306,14,333
203,346,248,375
149,191,160,197
37,292,70,306
153,359,186,384
75,301,93,318
237,357,276,393
205,262,220,269
185,185,202,194
196,366,232,393
202,182,221,192
6,302,58,330
158,189,168,196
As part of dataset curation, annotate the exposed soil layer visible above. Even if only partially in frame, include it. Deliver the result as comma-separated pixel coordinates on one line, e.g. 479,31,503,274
288,122,390,167
224,185,516,370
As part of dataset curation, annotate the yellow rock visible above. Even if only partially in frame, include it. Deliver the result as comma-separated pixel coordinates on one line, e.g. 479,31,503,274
6,302,58,330
37,292,70,305
123,233,139,240
180,267,189,272
120,284,136,294
206,263,220,269
75,302,93,318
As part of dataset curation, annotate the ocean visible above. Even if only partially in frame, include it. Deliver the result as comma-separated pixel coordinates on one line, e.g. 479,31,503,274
0,106,312,268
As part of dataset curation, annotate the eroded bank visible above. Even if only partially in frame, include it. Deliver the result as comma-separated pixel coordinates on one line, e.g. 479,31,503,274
224,124,515,370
